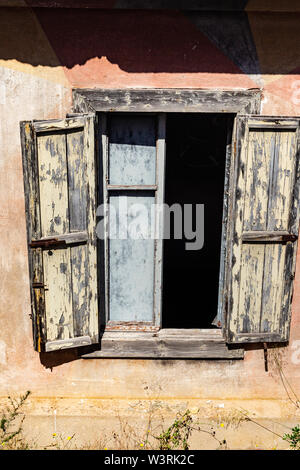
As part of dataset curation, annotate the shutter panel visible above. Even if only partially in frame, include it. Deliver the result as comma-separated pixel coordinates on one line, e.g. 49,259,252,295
21,115,98,352
226,116,300,343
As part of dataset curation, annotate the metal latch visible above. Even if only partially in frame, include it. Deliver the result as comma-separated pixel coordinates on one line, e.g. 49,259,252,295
29,238,66,249
29,231,88,249
242,231,298,243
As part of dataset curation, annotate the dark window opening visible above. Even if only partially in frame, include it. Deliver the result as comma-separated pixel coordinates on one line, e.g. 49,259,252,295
162,113,233,329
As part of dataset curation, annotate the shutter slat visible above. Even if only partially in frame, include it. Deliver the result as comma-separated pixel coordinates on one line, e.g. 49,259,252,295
38,132,70,237
261,244,285,333
21,123,46,352
244,128,272,232
83,115,98,340
267,131,296,230
43,247,74,342
67,129,87,231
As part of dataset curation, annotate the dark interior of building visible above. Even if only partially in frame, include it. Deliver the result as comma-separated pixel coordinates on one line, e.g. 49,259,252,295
162,113,233,328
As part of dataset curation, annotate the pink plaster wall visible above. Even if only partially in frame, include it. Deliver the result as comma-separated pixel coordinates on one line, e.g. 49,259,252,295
1,7,300,409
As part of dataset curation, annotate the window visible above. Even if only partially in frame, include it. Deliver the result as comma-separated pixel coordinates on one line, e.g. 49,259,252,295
20,89,300,358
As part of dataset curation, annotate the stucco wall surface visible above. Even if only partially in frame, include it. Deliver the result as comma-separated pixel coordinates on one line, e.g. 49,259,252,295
1,5,300,447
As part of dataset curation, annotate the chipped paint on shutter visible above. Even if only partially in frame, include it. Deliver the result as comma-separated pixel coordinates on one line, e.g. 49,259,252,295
21,122,46,352
38,132,73,342
226,116,300,343
21,116,99,352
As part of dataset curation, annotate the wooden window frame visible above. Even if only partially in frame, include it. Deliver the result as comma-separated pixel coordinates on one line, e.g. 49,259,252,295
72,88,261,359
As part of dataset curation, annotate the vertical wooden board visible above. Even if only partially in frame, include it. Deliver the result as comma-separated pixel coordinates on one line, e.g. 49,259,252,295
281,241,297,339
67,129,86,231
84,116,98,341
70,245,89,337
153,113,166,328
267,131,296,231
216,118,233,327
67,127,90,337
260,244,285,333
38,133,69,236
32,248,46,351
100,113,110,327
43,248,73,341
243,129,274,231
38,132,73,341
229,118,248,335
20,122,46,350
238,243,264,334
21,123,42,240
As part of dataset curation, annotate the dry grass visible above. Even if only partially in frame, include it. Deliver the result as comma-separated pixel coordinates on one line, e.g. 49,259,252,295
0,383,298,450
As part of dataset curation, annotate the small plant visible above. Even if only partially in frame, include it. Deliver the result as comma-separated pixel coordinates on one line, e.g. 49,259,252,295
44,432,76,450
283,425,300,450
0,391,31,450
155,410,193,450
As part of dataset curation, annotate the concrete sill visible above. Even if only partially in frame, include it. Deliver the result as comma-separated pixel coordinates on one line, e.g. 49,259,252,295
81,329,244,359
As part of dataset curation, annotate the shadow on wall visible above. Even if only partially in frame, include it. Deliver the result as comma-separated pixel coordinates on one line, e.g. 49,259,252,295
39,349,80,370
39,344,100,369
1,7,300,76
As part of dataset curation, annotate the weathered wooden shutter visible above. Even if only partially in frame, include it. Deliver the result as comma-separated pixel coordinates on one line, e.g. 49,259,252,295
21,116,98,352
226,116,300,343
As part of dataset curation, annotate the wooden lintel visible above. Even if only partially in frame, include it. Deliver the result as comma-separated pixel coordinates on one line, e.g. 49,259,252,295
73,88,261,115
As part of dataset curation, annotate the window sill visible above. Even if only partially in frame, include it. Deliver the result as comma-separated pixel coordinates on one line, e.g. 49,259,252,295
81,329,244,359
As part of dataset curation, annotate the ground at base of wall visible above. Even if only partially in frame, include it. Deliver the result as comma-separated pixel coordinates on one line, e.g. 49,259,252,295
1,398,299,450
19,415,295,450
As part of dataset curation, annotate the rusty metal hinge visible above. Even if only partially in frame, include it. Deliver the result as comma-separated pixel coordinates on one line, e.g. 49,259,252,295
32,282,44,288
32,282,48,290
281,234,298,242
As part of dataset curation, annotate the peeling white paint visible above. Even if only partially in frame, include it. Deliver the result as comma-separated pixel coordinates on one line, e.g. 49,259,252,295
260,94,268,113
